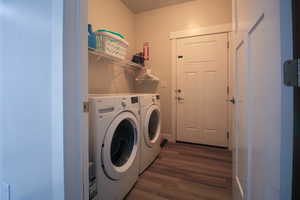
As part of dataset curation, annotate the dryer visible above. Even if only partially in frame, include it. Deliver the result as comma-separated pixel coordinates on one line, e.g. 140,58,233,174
89,94,140,200
139,94,161,174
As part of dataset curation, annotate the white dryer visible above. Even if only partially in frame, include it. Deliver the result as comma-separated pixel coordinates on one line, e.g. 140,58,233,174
139,94,161,174
89,94,140,200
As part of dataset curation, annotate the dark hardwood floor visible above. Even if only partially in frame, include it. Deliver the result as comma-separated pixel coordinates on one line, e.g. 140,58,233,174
126,142,232,200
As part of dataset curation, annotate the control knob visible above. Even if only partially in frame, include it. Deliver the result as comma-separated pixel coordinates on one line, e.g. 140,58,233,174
121,100,127,107
152,96,156,103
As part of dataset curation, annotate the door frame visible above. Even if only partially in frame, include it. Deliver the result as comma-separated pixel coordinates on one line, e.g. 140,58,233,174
292,0,300,199
51,0,65,199
63,0,89,199
169,24,233,147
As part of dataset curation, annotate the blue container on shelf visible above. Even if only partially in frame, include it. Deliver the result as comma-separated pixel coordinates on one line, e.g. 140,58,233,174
88,24,96,49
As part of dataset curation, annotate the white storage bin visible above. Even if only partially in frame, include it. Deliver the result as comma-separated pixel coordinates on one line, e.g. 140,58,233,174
95,32,129,60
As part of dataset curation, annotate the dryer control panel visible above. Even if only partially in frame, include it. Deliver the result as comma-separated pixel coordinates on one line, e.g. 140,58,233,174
131,96,139,104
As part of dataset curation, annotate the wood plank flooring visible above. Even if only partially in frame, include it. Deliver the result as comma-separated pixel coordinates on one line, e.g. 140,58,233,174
126,142,232,200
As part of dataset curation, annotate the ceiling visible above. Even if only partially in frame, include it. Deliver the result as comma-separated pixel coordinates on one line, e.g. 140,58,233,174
121,0,196,14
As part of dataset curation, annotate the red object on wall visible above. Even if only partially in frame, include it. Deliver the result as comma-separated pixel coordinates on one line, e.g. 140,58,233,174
143,42,150,61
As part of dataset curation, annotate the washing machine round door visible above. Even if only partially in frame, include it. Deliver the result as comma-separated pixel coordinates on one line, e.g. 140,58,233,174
144,105,161,147
102,111,139,180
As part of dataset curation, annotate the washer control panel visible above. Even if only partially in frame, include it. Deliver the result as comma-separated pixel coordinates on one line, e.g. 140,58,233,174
121,96,139,108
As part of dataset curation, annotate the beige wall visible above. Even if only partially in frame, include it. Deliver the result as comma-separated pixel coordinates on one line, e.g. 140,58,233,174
135,0,232,136
88,0,137,93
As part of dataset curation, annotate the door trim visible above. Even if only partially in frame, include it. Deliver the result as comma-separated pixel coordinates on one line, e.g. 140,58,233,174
51,0,64,199
292,0,299,199
170,23,232,39
63,0,89,199
170,25,232,145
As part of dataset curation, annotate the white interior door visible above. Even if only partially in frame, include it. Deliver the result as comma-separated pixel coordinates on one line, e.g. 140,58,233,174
234,40,248,199
232,0,294,199
176,33,229,147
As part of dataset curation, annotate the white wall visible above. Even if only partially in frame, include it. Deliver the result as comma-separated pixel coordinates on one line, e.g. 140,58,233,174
88,1,232,136
0,0,64,199
88,0,138,94
89,0,136,58
135,0,232,136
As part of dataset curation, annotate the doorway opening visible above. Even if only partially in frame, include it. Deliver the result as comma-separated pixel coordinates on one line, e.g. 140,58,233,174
70,0,294,199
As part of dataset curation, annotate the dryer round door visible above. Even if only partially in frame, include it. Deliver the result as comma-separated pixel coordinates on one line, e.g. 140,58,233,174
102,111,139,180
144,105,161,148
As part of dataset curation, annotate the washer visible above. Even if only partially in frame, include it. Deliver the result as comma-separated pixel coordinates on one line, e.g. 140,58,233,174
139,93,161,174
89,94,140,200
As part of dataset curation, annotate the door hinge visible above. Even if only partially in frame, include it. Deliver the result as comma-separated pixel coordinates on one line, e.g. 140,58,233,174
227,97,236,104
227,41,230,49
227,132,230,140
284,59,300,87
83,102,90,113
227,86,230,94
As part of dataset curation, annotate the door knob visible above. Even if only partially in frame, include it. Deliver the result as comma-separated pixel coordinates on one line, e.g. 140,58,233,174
177,97,185,101
226,98,235,104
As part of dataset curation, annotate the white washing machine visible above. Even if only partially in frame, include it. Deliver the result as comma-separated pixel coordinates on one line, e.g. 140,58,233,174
89,94,140,200
139,94,161,174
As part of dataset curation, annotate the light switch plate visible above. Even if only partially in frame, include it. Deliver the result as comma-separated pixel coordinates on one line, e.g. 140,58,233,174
1,182,11,200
